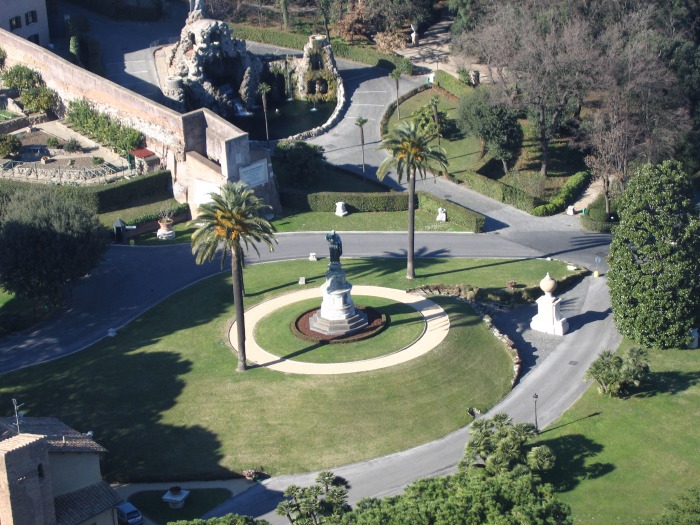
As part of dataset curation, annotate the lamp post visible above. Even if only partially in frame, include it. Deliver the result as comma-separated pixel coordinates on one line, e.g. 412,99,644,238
533,393,539,432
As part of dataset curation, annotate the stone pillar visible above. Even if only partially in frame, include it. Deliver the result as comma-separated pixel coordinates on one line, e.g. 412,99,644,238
530,273,569,336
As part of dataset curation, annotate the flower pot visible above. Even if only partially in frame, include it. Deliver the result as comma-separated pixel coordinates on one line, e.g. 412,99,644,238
158,218,174,232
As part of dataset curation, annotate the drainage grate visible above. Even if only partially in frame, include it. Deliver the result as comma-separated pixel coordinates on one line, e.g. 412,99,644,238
569,360,578,366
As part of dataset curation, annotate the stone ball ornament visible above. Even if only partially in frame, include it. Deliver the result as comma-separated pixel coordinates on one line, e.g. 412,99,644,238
540,273,558,294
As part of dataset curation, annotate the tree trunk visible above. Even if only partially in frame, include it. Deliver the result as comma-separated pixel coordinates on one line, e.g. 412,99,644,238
539,105,549,178
262,95,270,149
395,79,400,120
231,245,247,372
406,170,416,279
360,128,365,172
603,176,611,215
501,158,508,176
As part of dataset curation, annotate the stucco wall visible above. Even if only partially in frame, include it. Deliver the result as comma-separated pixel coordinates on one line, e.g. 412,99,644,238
50,453,102,497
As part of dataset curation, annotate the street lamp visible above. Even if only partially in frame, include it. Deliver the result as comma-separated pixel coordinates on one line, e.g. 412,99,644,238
533,393,539,432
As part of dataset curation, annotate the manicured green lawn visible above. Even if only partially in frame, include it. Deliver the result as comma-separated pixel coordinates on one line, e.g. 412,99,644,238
0,258,568,482
255,296,425,363
272,208,469,232
535,338,700,524
129,488,231,525
99,197,181,227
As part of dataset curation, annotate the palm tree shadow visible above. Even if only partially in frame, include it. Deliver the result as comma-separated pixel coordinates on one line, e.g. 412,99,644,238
537,433,615,492
630,370,700,398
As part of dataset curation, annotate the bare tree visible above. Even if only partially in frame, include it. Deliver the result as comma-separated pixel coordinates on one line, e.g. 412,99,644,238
456,5,598,177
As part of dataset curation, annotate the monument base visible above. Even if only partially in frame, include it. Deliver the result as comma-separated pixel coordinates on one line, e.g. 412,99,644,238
530,294,568,336
309,262,368,336
309,309,368,336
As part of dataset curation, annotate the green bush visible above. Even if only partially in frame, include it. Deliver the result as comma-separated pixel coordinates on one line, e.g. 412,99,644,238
128,202,190,227
461,171,539,211
65,98,144,154
274,141,325,188
580,193,619,232
1,65,43,93
0,134,21,158
23,86,59,114
63,138,82,153
531,171,590,216
46,137,60,148
434,70,471,98
310,191,409,212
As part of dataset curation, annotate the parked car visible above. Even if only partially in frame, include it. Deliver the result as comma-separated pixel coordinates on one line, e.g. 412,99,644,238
116,502,144,525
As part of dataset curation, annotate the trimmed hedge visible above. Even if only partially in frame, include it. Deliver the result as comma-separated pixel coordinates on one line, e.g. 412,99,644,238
460,171,539,212
434,70,472,98
0,170,173,215
228,24,413,73
128,202,191,227
580,193,619,232
531,171,591,217
278,188,486,233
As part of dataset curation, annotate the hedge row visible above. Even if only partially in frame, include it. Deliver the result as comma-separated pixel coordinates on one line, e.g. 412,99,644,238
459,171,539,212
434,70,472,98
580,193,618,232
0,170,173,214
128,202,191,227
228,24,413,72
279,188,485,232
531,171,591,217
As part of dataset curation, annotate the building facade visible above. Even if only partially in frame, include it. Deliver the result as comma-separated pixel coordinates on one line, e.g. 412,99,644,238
1,0,50,47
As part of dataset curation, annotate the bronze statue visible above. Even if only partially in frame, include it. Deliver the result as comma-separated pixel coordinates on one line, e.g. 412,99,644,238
326,230,342,263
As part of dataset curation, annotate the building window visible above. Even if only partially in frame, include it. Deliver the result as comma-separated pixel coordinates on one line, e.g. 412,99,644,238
37,463,44,478
9,16,21,31
28,34,40,45
25,11,38,25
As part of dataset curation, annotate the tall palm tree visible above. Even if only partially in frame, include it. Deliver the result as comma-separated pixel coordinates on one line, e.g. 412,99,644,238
430,94,441,148
355,116,368,172
378,121,448,279
258,82,271,148
389,68,402,120
190,182,277,371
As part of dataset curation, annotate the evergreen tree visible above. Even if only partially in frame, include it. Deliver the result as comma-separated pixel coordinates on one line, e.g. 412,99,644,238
608,160,700,348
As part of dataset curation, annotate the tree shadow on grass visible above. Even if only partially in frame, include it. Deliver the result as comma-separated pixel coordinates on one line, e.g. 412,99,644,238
537,433,615,493
630,370,700,399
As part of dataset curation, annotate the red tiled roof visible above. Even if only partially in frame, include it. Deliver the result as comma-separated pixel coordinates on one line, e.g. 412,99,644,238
130,147,156,158
0,417,106,453
54,481,121,525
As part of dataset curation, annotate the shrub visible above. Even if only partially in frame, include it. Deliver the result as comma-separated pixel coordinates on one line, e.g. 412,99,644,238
46,137,60,148
63,138,82,153
65,98,144,154
580,193,619,232
91,156,104,165
128,202,190,227
0,134,21,158
274,141,325,188
2,65,43,93
434,70,471,97
0,46,6,71
531,171,590,216
22,86,59,114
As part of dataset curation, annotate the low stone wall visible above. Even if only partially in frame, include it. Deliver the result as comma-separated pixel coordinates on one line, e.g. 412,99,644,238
0,116,30,134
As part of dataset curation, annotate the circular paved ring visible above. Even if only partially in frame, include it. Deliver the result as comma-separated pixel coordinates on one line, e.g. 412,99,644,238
230,286,450,375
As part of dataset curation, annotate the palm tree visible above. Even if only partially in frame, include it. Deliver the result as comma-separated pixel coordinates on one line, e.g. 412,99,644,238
190,182,277,371
355,116,368,172
430,95,441,148
258,82,271,148
389,68,402,120
378,121,448,279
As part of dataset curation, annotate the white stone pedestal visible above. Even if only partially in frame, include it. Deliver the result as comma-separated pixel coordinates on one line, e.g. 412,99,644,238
309,263,367,335
530,293,569,335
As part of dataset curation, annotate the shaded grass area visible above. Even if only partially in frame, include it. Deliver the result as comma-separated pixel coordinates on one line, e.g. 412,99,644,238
388,90,586,198
0,258,568,481
99,196,180,227
0,289,54,338
254,296,425,363
535,338,700,524
128,488,231,525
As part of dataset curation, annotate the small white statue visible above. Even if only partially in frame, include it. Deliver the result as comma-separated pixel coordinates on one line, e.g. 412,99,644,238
335,202,348,217
436,207,447,222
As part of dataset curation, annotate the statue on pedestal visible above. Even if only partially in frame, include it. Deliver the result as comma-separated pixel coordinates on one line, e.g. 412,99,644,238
326,230,342,263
